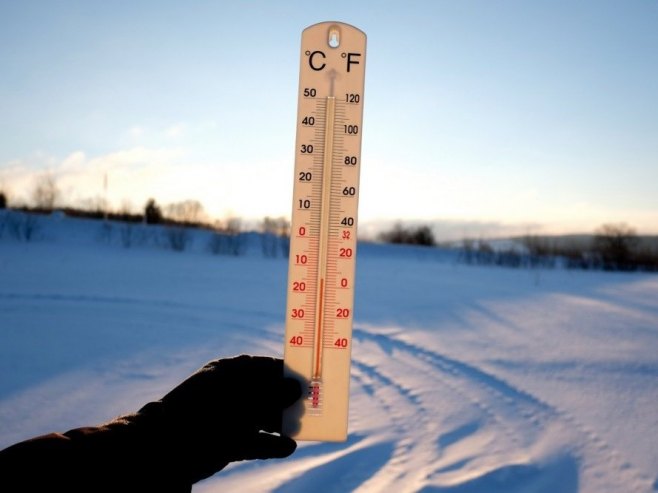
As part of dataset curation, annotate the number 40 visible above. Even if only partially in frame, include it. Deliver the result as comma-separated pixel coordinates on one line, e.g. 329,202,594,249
334,338,348,348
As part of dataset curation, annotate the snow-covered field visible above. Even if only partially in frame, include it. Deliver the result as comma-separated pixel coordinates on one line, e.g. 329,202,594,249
1,214,657,492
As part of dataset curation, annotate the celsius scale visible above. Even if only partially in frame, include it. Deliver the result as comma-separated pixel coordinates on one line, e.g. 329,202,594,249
283,21,367,442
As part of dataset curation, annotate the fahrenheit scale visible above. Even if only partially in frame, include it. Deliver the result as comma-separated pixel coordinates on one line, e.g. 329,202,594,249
283,22,366,442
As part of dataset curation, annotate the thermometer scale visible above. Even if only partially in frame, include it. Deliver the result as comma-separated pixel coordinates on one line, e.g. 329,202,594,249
283,22,366,442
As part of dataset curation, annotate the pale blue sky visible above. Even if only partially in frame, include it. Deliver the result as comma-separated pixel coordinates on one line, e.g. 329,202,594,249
1,1,657,237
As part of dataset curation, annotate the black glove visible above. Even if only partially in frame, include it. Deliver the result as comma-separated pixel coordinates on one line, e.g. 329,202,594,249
141,354,303,483
0,355,303,492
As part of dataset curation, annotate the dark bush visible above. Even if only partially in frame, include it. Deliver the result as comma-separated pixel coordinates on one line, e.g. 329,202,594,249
378,223,436,247
145,199,163,225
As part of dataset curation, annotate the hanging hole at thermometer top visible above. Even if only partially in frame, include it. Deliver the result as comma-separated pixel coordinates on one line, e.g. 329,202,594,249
328,27,340,48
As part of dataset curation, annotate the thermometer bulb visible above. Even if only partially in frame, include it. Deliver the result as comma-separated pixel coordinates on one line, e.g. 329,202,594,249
309,379,323,415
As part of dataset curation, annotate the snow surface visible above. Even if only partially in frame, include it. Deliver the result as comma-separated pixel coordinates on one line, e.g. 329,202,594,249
1,214,657,492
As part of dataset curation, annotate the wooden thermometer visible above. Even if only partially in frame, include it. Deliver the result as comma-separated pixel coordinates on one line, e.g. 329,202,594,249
283,21,367,442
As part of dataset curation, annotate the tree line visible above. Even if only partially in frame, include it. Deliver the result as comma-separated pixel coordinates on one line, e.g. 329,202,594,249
2,175,656,270
376,221,658,272
0,175,291,257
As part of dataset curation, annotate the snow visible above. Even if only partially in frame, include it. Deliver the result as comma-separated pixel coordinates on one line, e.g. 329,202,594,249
1,213,657,492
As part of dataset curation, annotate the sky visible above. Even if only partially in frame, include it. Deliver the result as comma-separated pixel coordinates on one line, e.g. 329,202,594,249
1,1,657,239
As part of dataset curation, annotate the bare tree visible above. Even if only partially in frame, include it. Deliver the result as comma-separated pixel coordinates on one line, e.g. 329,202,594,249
6,211,40,241
460,238,475,264
32,174,60,210
78,195,109,215
276,216,290,257
164,226,191,251
225,216,242,234
119,199,134,215
158,200,206,251
118,223,134,248
593,223,639,271
521,235,556,268
260,216,290,257
165,200,204,224
260,216,279,257
208,216,246,256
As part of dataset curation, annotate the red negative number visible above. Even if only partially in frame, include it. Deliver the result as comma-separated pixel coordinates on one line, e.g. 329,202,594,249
291,308,305,318
290,335,303,346
292,281,306,291
295,254,308,264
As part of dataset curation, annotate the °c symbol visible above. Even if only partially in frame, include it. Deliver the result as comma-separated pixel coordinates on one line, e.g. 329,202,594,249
305,50,311,56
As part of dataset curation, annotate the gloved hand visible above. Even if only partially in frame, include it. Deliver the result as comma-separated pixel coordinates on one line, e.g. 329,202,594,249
138,355,302,482
0,354,303,492
140,354,302,483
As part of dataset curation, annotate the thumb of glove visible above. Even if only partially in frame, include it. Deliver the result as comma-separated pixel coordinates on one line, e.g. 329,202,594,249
234,431,298,461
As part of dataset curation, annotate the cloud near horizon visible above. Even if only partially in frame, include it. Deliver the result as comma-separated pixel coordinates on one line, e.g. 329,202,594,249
1,147,656,239
0,147,292,220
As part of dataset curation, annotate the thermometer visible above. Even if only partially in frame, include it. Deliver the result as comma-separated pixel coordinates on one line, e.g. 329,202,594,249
283,21,366,442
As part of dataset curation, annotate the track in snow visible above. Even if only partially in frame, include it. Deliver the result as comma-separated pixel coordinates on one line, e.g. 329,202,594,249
199,324,654,493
